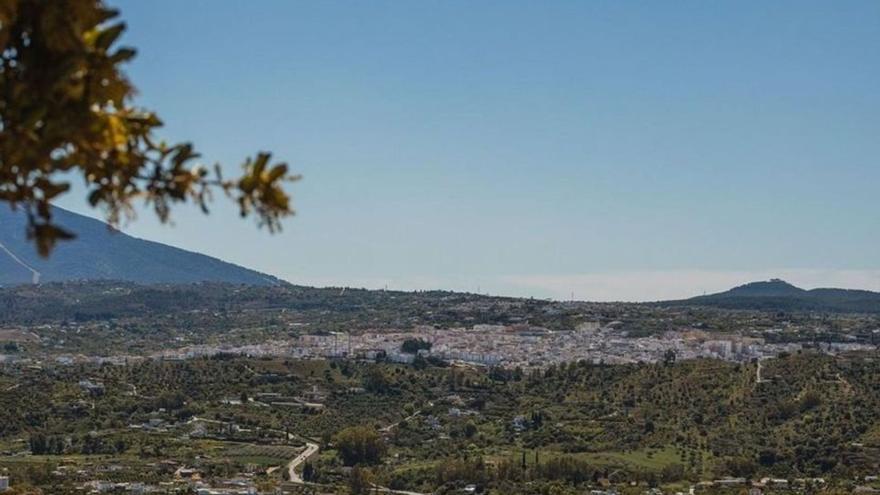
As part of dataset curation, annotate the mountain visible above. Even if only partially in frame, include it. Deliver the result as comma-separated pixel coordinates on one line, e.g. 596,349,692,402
664,278,880,313
0,205,283,286
721,278,806,297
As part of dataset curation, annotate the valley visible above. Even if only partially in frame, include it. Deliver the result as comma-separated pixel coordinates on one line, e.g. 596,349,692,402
0,281,878,494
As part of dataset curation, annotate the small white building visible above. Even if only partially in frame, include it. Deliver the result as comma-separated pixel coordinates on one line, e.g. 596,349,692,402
0,475,8,492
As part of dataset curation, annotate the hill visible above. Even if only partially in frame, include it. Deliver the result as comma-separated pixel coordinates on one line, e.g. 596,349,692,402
0,205,283,286
664,278,880,313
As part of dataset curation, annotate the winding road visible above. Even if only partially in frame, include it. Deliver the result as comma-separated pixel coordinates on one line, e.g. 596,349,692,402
286,440,319,483
187,414,429,494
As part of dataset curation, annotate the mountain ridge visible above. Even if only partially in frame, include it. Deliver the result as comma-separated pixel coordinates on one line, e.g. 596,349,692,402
0,205,284,287
663,278,880,313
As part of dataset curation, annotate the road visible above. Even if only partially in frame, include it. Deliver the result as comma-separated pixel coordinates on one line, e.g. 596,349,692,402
287,440,320,483
186,416,319,485
187,414,429,493
0,240,41,284
185,416,224,426
380,410,422,433
756,358,770,384
371,485,431,495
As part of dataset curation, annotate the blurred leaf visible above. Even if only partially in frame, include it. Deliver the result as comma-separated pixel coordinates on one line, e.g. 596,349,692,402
0,0,295,257
94,22,125,51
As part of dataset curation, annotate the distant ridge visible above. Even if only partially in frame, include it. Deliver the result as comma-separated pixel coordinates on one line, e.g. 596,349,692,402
0,205,284,287
723,278,805,297
663,278,880,314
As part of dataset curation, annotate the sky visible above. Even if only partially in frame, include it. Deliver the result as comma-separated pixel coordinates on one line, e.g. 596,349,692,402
57,0,880,301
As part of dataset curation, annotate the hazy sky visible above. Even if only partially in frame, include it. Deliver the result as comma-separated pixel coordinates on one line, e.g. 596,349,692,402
58,0,880,301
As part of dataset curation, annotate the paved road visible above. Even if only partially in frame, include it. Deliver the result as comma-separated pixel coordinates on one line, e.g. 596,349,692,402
188,414,429,493
287,440,319,483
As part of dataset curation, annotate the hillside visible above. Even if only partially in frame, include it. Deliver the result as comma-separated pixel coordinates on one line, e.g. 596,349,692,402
665,278,880,313
0,205,283,287
2,352,879,490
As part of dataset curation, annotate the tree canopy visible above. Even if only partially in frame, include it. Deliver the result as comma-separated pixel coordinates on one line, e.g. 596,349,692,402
0,0,297,255
334,426,386,466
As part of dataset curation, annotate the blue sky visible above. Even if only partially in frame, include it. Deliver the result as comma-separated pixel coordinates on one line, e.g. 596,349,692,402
59,0,880,300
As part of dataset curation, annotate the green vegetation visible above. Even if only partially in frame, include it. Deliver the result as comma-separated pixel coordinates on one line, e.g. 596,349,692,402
1,282,878,493
335,426,385,466
0,351,878,493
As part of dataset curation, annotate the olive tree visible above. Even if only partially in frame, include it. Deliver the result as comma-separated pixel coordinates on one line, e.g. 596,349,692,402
0,0,297,255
